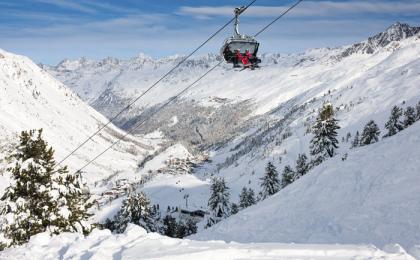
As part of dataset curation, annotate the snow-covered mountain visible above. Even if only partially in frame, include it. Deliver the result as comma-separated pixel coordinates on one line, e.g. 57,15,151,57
340,22,420,57
2,22,420,256
0,48,152,190
44,22,420,129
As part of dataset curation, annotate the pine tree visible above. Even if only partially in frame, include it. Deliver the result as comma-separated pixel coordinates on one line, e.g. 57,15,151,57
246,188,256,207
351,131,360,148
185,219,197,236
208,177,230,219
230,203,239,215
0,129,92,247
281,165,294,188
309,104,340,166
162,215,177,237
239,187,256,209
295,153,309,179
239,187,248,209
260,162,280,199
360,120,380,146
416,101,420,121
384,106,404,137
403,106,416,128
176,221,187,238
113,192,155,233
346,132,352,143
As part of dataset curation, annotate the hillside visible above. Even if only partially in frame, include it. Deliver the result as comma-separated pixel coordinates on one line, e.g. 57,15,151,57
0,48,151,190
192,121,420,249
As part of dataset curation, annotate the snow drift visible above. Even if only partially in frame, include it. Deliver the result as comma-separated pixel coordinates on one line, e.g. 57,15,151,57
0,224,415,260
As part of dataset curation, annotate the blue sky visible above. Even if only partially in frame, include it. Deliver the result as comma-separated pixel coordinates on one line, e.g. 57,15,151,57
1,0,419,64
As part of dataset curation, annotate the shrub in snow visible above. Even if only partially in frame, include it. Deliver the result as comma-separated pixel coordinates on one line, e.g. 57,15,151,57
206,177,230,227
260,162,280,200
403,106,416,128
384,106,404,137
310,104,340,166
113,192,156,233
0,129,92,248
360,120,381,146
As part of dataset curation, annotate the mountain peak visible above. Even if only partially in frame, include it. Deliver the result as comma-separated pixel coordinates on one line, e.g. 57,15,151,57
382,22,420,42
340,22,420,58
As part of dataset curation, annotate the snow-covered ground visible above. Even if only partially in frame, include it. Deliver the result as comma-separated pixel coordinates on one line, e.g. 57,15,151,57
0,224,416,260
192,121,420,249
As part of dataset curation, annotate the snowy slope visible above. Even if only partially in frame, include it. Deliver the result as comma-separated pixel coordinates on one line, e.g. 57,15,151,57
0,224,416,260
40,23,420,238
192,121,420,249
0,48,151,189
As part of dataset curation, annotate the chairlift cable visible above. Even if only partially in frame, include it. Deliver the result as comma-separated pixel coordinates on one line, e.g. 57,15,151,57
70,0,305,174
55,0,259,167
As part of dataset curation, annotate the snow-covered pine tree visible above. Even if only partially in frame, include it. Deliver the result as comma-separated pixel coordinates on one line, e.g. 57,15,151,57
351,131,360,148
309,104,340,166
260,162,280,199
281,165,294,188
360,120,380,146
176,221,187,238
346,132,352,143
113,192,155,233
246,188,256,207
403,106,416,128
238,187,256,209
162,215,177,237
416,101,420,121
0,129,92,247
208,177,230,220
238,187,248,209
185,218,197,236
384,106,404,137
295,153,309,179
230,203,239,215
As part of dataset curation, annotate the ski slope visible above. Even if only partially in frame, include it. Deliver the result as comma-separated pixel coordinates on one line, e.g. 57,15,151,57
192,121,420,249
0,224,416,260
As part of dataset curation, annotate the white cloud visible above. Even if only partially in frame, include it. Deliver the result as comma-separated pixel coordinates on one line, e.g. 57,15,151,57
31,0,136,14
33,0,97,13
178,1,420,18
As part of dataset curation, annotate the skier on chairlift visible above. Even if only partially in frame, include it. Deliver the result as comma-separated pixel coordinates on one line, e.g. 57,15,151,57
221,6,261,70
